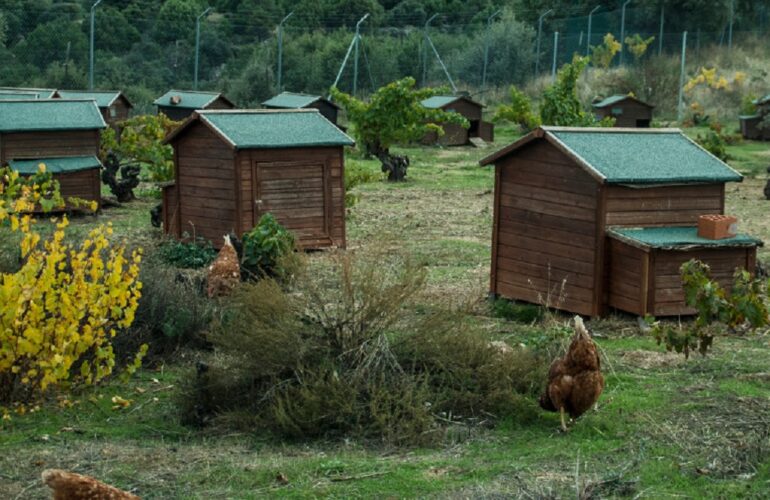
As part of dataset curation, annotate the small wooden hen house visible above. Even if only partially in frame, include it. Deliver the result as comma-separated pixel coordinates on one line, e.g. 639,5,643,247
154,90,235,121
57,91,133,130
162,109,354,249
421,95,494,146
593,95,654,128
739,94,770,141
0,99,106,208
481,127,761,317
262,92,342,128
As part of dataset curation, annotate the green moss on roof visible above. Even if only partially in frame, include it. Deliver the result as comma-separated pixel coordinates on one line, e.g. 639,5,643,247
549,129,742,184
197,110,354,149
154,90,225,109
608,226,762,249
8,156,102,174
57,90,127,108
263,92,326,109
0,100,106,132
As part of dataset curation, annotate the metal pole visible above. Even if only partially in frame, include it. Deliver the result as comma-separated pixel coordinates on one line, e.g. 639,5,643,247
353,13,369,97
728,0,734,49
425,35,457,92
586,6,600,56
535,9,553,75
619,0,631,66
658,6,664,55
482,9,502,91
677,31,687,122
277,11,293,92
194,7,212,90
423,14,438,86
89,0,103,90
551,31,559,82
329,35,358,97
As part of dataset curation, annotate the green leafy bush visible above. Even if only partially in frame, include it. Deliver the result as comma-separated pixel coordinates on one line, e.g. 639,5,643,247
181,253,548,445
493,86,541,131
649,259,770,358
541,55,615,127
695,124,729,160
241,213,297,279
344,160,381,207
157,235,217,269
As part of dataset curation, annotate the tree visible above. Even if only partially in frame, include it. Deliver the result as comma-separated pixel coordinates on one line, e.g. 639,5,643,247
590,33,620,69
625,34,655,62
331,77,468,181
494,85,540,131
540,55,614,127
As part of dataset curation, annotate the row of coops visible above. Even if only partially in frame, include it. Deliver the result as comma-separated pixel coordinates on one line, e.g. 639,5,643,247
740,95,770,140
0,99,106,208
482,127,761,317
161,110,354,249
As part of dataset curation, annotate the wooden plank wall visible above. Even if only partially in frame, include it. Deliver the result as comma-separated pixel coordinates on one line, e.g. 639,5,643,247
239,147,345,249
493,140,600,316
596,101,653,127
606,239,645,315
162,184,180,237
0,130,99,164
57,169,101,206
652,247,754,316
309,101,338,125
605,184,724,227
175,122,236,245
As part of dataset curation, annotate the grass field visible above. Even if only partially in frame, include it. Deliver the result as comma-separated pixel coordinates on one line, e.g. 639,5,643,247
2,126,770,499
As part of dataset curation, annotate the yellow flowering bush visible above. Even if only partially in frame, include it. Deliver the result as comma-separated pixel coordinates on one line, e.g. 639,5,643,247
591,34,621,69
0,165,144,403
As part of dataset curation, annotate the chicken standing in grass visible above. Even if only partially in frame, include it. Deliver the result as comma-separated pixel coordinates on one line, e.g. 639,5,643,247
539,315,604,431
42,469,139,499
207,234,240,298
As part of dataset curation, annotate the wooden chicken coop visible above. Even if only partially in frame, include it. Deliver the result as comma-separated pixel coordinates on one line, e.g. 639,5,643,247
57,91,133,130
162,109,354,249
592,95,654,128
262,92,342,128
421,95,494,146
0,99,106,208
154,90,235,121
739,94,770,140
480,126,761,317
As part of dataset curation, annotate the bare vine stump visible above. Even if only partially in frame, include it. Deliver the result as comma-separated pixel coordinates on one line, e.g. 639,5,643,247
764,179,770,200
379,153,410,182
150,203,162,228
102,152,141,203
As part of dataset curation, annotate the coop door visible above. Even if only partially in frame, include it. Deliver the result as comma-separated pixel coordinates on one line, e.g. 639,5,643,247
252,161,331,245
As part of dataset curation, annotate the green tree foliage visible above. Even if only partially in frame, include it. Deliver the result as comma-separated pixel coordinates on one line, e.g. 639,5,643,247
540,55,614,127
156,0,205,43
331,77,468,180
494,85,541,131
100,114,181,182
590,33,621,69
625,34,655,62
241,213,298,280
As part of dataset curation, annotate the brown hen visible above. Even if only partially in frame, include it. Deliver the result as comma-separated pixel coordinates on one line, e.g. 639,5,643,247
539,315,604,431
42,469,139,499
207,234,240,298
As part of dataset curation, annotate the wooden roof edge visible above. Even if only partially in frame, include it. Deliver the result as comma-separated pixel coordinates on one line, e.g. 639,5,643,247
541,126,679,133
199,108,320,115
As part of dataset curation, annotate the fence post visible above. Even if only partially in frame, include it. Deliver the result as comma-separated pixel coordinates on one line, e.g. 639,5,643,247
658,6,664,55
276,12,294,93
728,0,734,50
535,9,553,76
423,14,438,86
677,31,687,122
89,0,103,90
352,13,369,97
551,31,559,83
482,9,502,91
587,5,600,56
194,7,212,91
619,0,631,66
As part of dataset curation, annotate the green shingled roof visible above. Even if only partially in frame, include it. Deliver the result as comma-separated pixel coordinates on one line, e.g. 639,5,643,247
548,128,742,184
154,90,226,109
0,90,43,100
593,94,653,109
421,96,460,109
0,87,58,98
752,94,770,105
57,90,129,108
608,226,762,249
8,156,102,175
176,110,354,149
0,100,106,132
262,92,336,109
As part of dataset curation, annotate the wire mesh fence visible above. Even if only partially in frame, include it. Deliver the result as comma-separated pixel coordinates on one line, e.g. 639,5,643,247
1,3,767,114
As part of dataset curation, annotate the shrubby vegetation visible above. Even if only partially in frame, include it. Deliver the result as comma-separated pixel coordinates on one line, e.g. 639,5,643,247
182,252,550,445
241,213,299,280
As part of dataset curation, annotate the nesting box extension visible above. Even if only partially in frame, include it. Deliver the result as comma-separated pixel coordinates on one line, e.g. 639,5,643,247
698,214,738,240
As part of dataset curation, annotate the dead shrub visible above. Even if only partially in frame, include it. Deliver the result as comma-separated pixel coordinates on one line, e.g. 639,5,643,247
180,252,550,446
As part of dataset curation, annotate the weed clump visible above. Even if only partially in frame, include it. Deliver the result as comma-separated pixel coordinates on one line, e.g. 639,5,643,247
181,252,549,446
157,235,217,269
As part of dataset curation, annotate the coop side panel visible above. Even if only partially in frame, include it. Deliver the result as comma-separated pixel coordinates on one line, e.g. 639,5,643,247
251,147,346,249
606,239,645,315
174,122,236,246
652,247,753,316
447,100,482,121
1,130,99,160
206,97,235,110
158,107,194,122
493,140,599,316
612,102,652,127
310,101,338,125
162,184,180,237
605,184,723,227
57,169,101,206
